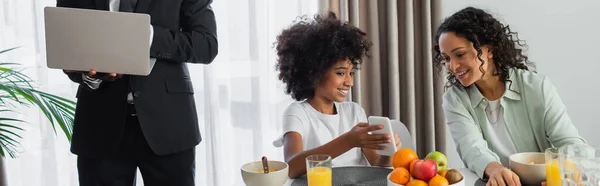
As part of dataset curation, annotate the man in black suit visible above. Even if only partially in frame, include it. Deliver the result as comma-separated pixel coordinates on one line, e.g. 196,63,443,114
56,0,217,185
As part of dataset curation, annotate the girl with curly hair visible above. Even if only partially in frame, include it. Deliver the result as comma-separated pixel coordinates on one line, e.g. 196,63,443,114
434,7,585,185
272,12,402,178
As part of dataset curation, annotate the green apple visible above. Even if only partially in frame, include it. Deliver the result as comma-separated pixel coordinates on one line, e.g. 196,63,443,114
425,151,448,174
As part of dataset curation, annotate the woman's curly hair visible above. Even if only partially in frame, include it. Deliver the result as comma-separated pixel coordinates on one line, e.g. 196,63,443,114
275,12,371,101
433,7,534,88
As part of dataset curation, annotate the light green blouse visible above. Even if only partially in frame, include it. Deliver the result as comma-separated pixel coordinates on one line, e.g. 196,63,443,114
442,68,586,178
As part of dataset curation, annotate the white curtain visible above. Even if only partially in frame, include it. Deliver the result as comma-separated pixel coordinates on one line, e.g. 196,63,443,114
0,0,318,185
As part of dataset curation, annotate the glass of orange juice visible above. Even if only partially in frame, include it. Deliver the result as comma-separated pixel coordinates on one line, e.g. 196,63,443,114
546,147,561,186
306,154,332,186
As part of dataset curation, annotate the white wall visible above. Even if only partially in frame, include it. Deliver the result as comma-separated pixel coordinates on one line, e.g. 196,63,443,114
442,0,600,169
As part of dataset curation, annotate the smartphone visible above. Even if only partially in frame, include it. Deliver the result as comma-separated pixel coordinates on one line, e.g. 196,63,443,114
367,116,397,156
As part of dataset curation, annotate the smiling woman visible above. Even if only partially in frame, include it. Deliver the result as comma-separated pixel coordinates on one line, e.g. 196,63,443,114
433,6,533,91
433,6,586,186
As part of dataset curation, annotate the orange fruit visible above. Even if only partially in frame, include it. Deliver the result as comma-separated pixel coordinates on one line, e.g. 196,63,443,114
406,179,428,186
389,167,410,185
429,175,449,186
409,159,418,173
393,148,419,169
439,170,448,178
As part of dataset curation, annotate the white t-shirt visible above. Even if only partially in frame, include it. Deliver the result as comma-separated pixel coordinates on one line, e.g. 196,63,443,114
484,99,518,166
273,101,370,167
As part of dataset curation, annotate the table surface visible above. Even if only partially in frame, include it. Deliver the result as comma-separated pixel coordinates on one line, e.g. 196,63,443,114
284,167,480,186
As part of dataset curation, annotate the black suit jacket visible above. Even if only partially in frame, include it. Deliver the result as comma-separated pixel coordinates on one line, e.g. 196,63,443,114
56,0,218,157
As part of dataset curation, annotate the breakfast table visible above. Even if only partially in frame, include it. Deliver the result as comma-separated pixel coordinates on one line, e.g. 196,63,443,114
284,167,480,186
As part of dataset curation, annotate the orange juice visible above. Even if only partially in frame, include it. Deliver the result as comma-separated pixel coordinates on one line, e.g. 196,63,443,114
546,159,561,186
307,167,332,186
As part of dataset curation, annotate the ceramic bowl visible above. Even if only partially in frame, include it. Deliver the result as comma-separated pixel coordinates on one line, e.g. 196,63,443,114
241,160,289,186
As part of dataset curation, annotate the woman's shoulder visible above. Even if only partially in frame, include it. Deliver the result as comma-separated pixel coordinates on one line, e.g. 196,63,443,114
511,68,547,85
442,85,469,105
510,68,553,95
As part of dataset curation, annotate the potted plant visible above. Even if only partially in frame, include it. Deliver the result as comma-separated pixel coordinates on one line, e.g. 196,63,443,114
0,47,76,186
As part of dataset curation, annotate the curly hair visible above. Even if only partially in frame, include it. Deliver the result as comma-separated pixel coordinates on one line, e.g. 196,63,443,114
433,7,534,88
274,12,371,101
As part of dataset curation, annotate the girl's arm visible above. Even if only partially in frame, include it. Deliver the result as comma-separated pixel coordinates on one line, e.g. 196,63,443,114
283,132,354,178
284,123,390,178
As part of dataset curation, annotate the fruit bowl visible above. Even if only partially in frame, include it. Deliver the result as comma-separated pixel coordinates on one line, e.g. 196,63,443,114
387,170,465,186
240,160,289,186
388,148,463,186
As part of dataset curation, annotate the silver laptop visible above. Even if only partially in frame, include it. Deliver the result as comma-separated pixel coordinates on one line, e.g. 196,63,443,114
44,7,156,76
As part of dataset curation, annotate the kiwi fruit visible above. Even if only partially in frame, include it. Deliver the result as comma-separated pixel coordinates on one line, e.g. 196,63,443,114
445,169,463,184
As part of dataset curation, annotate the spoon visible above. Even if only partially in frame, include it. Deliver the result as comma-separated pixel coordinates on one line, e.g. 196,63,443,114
261,156,269,174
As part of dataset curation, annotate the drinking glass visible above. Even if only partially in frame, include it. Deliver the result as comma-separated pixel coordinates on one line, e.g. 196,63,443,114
306,154,332,186
559,144,600,186
546,147,561,186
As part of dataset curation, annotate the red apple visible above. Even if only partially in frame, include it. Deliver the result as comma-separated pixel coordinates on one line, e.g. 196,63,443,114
411,159,438,182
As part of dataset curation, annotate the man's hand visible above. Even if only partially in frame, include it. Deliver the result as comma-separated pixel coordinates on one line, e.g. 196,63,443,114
64,69,122,81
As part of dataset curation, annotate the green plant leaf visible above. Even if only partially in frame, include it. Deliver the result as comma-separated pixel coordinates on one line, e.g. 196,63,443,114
0,128,22,141
0,47,76,157
0,47,19,55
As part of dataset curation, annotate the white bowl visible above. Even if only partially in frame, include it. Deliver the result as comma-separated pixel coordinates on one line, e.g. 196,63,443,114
509,152,546,185
387,171,465,186
241,160,289,186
